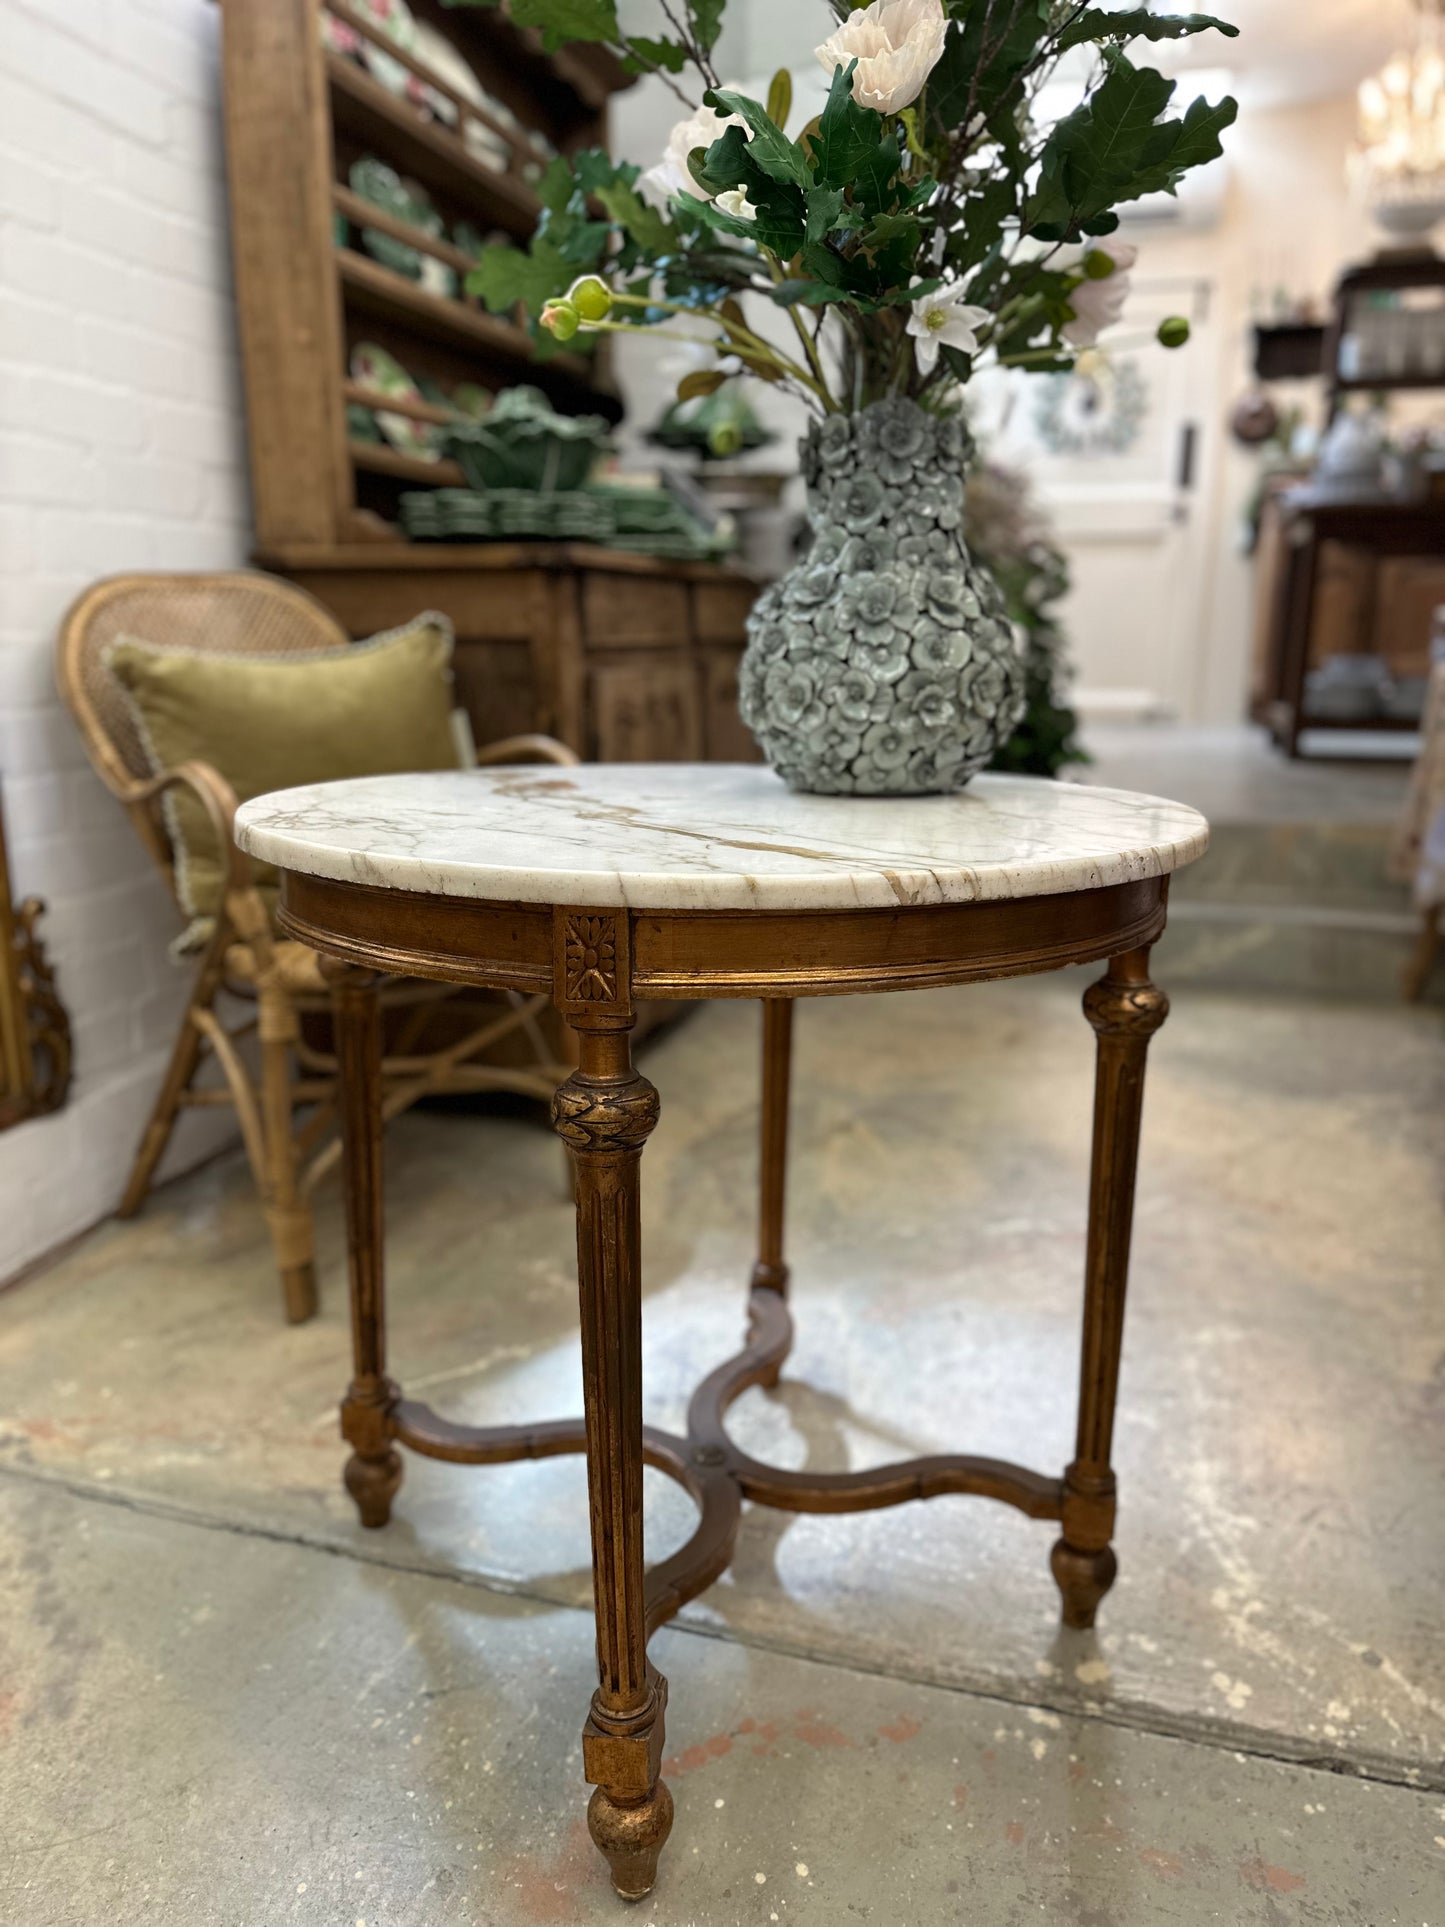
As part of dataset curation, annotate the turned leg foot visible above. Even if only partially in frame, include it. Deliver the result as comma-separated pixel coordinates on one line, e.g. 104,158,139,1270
588,1780,675,1901
1051,1537,1117,1630
279,1256,318,1326
344,1441,403,1528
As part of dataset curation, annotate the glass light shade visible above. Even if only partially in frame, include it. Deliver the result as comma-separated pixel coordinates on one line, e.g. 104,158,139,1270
1350,4,1445,235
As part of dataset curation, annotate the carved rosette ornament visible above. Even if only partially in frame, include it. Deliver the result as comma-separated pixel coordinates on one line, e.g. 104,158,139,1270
740,398,1027,795
565,913,619,1004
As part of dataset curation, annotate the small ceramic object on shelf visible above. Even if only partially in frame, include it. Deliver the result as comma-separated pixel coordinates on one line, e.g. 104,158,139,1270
320,11,364,61
1381,673,1428,724
351,0,419,98
1303,653,1393,722
409,20,511,166
348,157,456,298
350,342,444,460
1315,410,1386,491
452,219,507,264
450,382,492,421
445,384,612,492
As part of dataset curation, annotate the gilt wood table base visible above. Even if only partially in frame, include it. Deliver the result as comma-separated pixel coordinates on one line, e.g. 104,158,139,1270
236,765,1207,1903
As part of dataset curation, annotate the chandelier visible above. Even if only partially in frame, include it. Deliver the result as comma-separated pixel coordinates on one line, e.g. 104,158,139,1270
1350,0,1445,234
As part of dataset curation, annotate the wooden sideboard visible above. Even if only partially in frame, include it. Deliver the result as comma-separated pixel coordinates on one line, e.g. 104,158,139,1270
1252,486,1445,755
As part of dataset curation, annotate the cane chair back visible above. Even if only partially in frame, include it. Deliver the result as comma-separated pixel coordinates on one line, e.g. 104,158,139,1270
57,572,352,893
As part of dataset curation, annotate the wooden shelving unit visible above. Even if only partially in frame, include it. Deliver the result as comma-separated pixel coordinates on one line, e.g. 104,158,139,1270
1323,252,1445,422
218,0,762,766
1252,253,1445,756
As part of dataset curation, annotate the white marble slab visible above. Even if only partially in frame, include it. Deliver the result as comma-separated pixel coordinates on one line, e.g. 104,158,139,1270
234,765,1209,912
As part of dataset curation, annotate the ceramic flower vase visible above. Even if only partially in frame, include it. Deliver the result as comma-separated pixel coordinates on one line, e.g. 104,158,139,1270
739,398,1026,794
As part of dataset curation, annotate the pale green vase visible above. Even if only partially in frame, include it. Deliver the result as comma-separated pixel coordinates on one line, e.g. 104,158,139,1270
739,398,1026,795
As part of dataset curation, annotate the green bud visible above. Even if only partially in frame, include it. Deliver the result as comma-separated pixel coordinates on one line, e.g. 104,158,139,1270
1082,249,1118,280
708,421,743,458
1157,316,1190,349
570,276,612,322
541,299,580,341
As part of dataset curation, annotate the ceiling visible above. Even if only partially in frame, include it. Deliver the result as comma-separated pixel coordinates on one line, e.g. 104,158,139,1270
1155,0,1415,108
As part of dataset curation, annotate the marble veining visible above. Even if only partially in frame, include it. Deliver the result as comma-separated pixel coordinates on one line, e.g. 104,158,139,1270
234,765,1210,912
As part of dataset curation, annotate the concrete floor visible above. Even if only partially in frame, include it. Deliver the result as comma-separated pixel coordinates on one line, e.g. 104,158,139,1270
2,974,1443,1924
1079,724,1411,828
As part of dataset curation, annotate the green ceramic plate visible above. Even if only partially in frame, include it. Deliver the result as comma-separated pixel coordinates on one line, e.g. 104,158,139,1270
349,341,443,461
348,156,454,296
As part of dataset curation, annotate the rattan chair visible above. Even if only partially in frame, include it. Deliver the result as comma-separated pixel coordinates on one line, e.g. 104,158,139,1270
57,570,577,1323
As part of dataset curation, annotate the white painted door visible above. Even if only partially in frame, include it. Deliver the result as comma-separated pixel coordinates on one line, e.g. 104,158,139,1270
971,275,1218,721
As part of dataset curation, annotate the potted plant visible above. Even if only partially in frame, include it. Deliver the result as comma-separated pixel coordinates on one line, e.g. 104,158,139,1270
462,0,1237,792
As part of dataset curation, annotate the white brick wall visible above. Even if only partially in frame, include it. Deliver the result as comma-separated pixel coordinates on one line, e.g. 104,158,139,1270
0,0,248,1280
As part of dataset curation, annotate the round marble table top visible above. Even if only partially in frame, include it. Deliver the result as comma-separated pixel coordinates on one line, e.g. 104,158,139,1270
235,765,1208,914
237,765,1208,915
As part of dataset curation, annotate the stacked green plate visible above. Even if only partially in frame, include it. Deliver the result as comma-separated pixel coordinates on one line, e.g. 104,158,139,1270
585,483,732,559
399,490,611,542
399,477,732,559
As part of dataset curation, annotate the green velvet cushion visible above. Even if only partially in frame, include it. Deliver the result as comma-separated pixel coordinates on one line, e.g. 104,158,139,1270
108,614,461,925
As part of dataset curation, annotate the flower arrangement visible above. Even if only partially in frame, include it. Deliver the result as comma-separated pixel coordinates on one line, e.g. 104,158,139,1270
459,0,1237,410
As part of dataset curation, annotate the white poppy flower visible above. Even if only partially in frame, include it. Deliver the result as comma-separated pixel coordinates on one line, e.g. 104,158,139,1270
1062,238,1139,347
716,187,760,223
906,279,991,375
639,102,747,209
815,0,949,116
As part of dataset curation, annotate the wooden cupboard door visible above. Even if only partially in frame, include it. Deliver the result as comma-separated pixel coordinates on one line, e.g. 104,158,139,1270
590,659,703,761
1373,556,1445,675
582,573,690,646
693,577,758,644
1309,541,1374,666
701,648,762,762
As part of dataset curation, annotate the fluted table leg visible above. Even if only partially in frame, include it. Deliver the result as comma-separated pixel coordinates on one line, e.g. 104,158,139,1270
553,1019,672,1900
1053,947,1169,1629
328,963,401,1529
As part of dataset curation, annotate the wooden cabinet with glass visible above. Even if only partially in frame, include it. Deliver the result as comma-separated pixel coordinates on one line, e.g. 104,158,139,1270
217,0,762,763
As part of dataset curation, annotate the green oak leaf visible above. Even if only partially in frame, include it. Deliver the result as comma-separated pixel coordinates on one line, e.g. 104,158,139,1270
813,60,901,211
1055,8,1238,53
689,0,726,49
858,208,920,286
929,2,1049,135
536,154,575,215
620,34,690,74
768,278,863,307
592,178,676,253
1132,91,1238,191
1030,51,1183,229
690,122,808,253
572,148,640,194
804,184,846,246
468,235,573,319
706,86,813,189
476,0,619,52
946,177,1017,273
675,186,805,257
